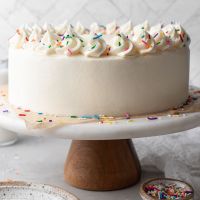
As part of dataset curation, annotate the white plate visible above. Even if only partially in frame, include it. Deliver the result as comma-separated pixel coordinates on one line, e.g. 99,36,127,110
0,69,200,140
0,181,78,200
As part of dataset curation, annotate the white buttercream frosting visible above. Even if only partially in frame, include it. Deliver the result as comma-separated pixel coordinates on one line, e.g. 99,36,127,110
131,30,155,54
149,24,170,51
43,23,55,33
106,21,118,34
109,34,135,57
90,23,105,34
162,23,189,48
9,27,29,49
55,21,68,35
74,22,85,35
9,21,190,57
60,32,82,56
133,20,150,34
120,21,133,35
82,34,106,57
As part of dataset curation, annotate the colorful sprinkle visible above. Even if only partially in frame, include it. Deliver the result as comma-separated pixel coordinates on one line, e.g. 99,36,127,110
180,34,184,42
125,113,131,119
94,115,100,120
144,182,193,200
38,112,43,115
142,40,150,48
24,109,30,112
153,33,158,38
67,48,72,55
18,113,26,117
81,115,93,119
93,34,102,40
65,35,72,39
91,44,96,49
37,120,43,123
147,116,158,120
166,40,171,45
70,115,78,118
118,41,121,46
49,119,53,122
3,109,8,113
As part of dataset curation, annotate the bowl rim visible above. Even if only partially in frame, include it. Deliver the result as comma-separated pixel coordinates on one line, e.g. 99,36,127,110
0,180,79,200
139,177,194,200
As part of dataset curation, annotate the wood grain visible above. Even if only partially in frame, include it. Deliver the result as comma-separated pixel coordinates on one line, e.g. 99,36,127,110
64,139,141,191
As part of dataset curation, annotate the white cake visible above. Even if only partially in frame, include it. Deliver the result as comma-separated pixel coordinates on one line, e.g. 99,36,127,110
8,21,190,116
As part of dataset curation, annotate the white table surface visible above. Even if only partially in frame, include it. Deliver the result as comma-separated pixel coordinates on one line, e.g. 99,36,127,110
0,132,163,200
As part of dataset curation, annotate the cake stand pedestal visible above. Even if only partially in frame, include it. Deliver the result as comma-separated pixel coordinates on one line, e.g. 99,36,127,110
64,139,140,190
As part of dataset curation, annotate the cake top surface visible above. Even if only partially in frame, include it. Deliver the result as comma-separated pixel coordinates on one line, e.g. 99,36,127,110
9,21,190,58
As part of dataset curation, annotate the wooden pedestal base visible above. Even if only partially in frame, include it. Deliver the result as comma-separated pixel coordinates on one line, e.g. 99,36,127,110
64,139,141,191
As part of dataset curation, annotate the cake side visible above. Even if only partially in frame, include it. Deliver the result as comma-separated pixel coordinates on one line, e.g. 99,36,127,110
8,47,189,116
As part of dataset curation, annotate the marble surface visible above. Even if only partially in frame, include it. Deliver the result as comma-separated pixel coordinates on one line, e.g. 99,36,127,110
0,134,164,200
0,0,200,86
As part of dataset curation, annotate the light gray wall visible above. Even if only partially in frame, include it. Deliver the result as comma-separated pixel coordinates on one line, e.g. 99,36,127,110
0,0,199,85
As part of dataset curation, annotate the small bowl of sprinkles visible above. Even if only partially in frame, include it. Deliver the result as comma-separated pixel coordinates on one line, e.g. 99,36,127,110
139,178,194,200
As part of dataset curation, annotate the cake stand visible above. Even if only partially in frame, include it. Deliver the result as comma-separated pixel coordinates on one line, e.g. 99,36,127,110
0,70,200,191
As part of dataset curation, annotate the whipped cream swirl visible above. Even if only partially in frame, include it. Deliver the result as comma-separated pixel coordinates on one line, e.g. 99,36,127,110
9,21,190,57
109,34,135,57
74,22,86,35
162,24,189,48
36,29,59,54
9,27,29,49
43,23,55,33
59,31,83,56
133,20,150,34
131,30,155,54
90,23,105,34
149,24,169,51
55,22,68,35
82,34,107,57
120,21,133,36
106,21,118,34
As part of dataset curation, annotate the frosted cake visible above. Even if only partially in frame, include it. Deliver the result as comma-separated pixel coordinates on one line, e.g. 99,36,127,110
8,21,190,116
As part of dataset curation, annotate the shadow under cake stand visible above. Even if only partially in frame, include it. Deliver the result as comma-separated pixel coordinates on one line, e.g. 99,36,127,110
0,109,200,191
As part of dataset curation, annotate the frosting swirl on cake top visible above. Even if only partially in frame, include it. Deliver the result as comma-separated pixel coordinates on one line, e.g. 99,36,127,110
109,33,135,57
81,34,107,57
9,21,190,57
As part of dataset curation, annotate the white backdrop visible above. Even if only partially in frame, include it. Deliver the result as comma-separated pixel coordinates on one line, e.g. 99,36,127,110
0,0,199,85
